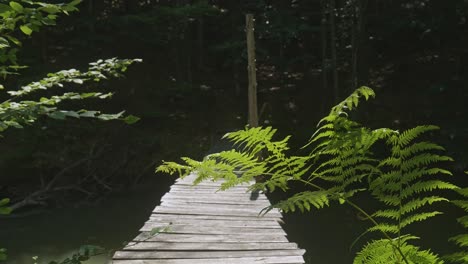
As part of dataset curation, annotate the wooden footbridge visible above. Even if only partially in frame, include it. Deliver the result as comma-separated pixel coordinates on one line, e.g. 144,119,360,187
112,173,306,264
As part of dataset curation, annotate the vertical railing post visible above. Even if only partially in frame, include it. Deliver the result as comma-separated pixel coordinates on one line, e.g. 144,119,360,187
246,14,259,127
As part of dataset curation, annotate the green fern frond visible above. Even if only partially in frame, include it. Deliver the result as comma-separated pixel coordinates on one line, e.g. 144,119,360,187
330,86,375,115
400,154,453,172
354,236,443,264
397,125,440,147
400,211,443,228
265,190,330,214
368,223,399,234
398,142,445,158
444,252,468,264
400,196,449,215
445,185,468,263
400,180,458,199
449,234,468,247
156,160,192,177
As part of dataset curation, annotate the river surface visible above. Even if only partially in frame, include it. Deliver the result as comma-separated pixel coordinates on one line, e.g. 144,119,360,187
2,176,173,264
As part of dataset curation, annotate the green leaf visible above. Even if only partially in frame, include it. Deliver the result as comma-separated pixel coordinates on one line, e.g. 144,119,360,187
123,115,140,124
9,1,23,12
0,37,10,49
69,0,82,6
6,35,21,46
0,3,11,13
48,111,66,120
0,207,12,215
40,4,61,14
0,198,10,206
97,111,125,121
20,25,33,35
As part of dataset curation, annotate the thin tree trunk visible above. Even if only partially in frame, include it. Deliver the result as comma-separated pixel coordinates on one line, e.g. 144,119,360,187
329,0,339,102
321,0,329,92
246,14,259,127
351,0,359,90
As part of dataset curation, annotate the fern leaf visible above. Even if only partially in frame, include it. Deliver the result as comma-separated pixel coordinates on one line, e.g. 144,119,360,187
400,196,449,215
368,223,399,234
266,191,330,214
399,142,445,158
400,211,443,228
354,236,443,264
400,180,458,199
398,125,440,147
400,153,453,172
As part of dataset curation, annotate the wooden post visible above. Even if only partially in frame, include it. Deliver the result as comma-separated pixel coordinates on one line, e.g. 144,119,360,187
246,14,259,127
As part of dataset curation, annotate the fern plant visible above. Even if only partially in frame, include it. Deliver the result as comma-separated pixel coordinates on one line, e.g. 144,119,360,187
157,87,463,264
445,172,468,264
355,125,457,264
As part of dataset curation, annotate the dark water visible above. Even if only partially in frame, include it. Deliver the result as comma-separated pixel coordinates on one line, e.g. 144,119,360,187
1,176,173,264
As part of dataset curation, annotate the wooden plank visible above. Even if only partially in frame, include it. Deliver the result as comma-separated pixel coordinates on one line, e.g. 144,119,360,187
113,249,306,259
123,242,299,251
143,219,281,228
160,201,268,210
169,188,251,194
153,207,281,218
161,193,269,200
139,224,286,235
113,255,304,264
149,213,282,222
160,197,271,206
133,233,289,243
154,204,278,214
171,184,251,189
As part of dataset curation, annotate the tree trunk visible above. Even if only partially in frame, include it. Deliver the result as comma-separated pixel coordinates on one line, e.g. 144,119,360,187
351,0,359,90
321,0,329,92
246,14,259,127
329,0,339,102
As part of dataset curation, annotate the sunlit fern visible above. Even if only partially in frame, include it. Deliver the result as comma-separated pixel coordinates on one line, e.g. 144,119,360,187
354,235,443,264
355,125,458,263
445,172,468,264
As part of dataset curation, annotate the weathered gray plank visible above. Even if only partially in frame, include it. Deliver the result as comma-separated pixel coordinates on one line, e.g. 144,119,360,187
161,193,269,200
113,249,306,259
171,184,251,190
143,219,281,228
153,206,280,218
160,201,268,210
133,233,289,243
149,213,282,222
160,197,271,206
123,242,298,251
169,188,251,194
139,224,286,235
113,256,304,264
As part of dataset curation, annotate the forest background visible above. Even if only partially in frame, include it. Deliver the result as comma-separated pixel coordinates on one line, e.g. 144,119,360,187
1,0,468,263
